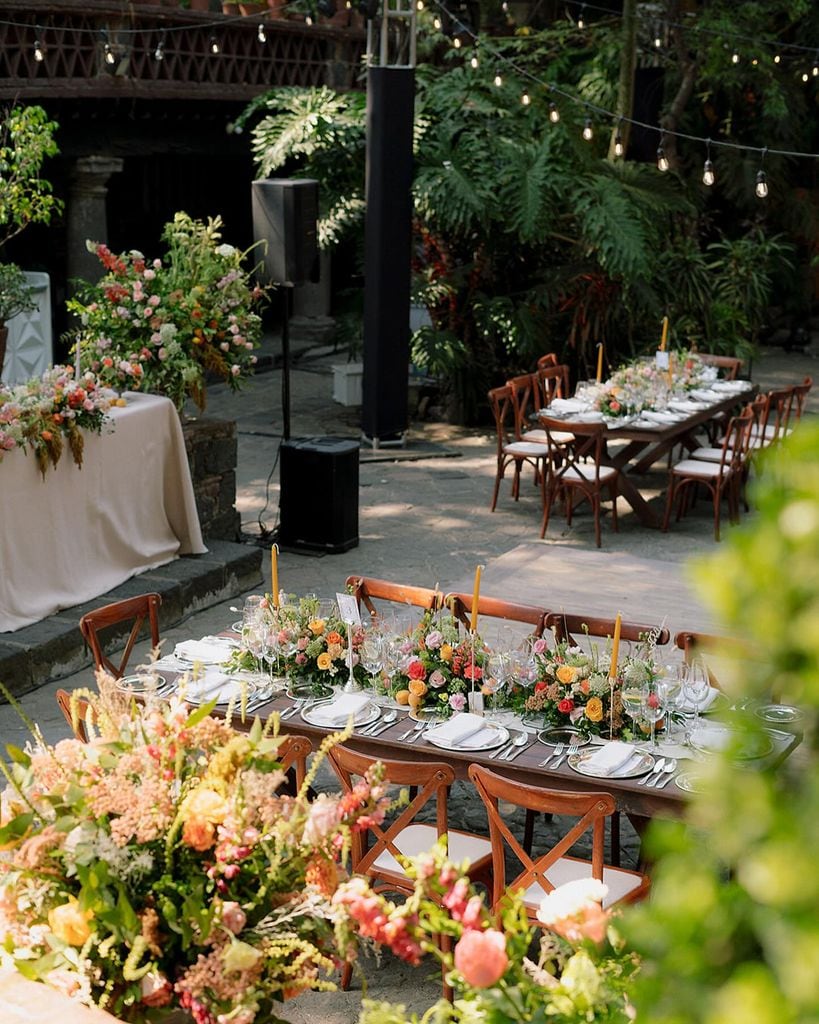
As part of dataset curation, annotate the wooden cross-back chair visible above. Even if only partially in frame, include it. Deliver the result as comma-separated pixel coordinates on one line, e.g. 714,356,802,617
790,375,813,422
536,352,560,370
545,611,671,648
345,576,443,624
447,593,549,638
277,734,313,791
468,763,650,919
698,353,743,380
537,415,620,548
487,384,550,511
534,363,571,411
328,745,493,994
79,593,162,679
56,689,93,743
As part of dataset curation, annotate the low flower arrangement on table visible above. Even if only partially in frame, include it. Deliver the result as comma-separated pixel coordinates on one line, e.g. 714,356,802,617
0,366,112,476
68,212,266,413
343,846,639,1024
0,675,392,1024
595,350,714,422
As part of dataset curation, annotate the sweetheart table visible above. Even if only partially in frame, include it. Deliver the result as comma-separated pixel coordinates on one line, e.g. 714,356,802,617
0,392,206,633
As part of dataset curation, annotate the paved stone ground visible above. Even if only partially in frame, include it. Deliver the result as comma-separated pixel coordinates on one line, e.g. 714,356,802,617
0,338,816,1021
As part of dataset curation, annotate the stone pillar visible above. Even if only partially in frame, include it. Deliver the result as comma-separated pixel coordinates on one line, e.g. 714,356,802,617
66,156,124,293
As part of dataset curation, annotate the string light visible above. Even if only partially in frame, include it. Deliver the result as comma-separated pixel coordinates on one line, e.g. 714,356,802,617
548,101,560,123
751,57,758,66
453,36,461,48
813,57,819,76
755,148,768,198
154,38,164,61
257,23,267,42
702,141,715,186
801,71,809,82
493,72,503,86
613,121,624,157
521,90,530,105
305,15,313,25
470,54,478,68
656,135,669,172
582,117,593,141
209,35,220,54
416,0,424,9
654,34,662,48
104,42,116,65
577,4,586,30
433,16,442,29
33,28,45,62
774,53,781,63
731,51,740,64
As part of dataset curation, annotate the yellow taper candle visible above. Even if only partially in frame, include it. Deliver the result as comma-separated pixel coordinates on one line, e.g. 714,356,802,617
608,612,622,678
660,316,669,352
596,342,604,383
470,564,484,633
271,544,280,608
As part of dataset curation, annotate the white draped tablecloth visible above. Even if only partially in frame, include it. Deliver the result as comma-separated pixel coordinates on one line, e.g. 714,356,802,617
0,392,206,632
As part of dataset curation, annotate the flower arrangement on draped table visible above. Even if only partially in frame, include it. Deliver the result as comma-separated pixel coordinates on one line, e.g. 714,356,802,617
387,610,486,717
0,365,112,476
67,212,266,413
0,675,392,1024
595,350,715,422
339,846,640,1024
516,634,622,737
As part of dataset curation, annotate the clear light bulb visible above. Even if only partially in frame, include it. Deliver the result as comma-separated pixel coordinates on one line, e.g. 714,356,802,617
257,24,267,42
494,73,502,87
34,40,45,61
582,118,593,141
154,42,164,60
210,37,220,54
702,159,715,186
577,16,584,29
104,43,116,65
306,15,313,24
453,37,461,48
549,102,560,123
802,71,810,82
657,146,669,172
731,52,740,64
470,55,478,68
755,170,768,198
752,57,758,66
654,35,662,48
521,91,530,106
774,54,781,64
433,16,441,29
416,0,423,9
813,64,819,77
614,133,623,157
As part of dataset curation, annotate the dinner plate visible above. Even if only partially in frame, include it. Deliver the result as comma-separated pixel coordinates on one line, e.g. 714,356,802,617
537,726,591,748
426,724,509,752
173,644,235,666
568,748,654,779
688,723,773,760
116,673,163,695
409,708,448,724
674,771,704,794
287,682,333,701
302,699,380,729
754,703,803,725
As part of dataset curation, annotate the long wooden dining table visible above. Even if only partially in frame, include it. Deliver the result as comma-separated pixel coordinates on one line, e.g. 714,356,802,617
542,385,755,528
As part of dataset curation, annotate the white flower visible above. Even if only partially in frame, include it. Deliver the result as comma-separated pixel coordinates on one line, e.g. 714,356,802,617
216,243,237,257
536,878,608,926
159,323,178,343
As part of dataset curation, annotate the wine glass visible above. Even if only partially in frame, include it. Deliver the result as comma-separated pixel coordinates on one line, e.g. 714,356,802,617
641,682,666,748
360,634,385,698
683,660,711,736
620,682,646,735
483,650,509,721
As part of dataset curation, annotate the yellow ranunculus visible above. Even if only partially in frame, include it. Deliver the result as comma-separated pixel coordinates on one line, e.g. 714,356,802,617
440,643,453,663
185,787,229,824
556,665,578,685
49,900,92,946
316,652,333,671
309,619,326,636
585,697,604,723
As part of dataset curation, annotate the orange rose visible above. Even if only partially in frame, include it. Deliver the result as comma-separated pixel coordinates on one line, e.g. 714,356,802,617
556,665,577,685
40,430,53,442
309,619,326,636
326,631,343,645
48,900,92,946
408,679,427,697
585,697,604,723
440,644,453,662
182,817,216,852
316,652,333,671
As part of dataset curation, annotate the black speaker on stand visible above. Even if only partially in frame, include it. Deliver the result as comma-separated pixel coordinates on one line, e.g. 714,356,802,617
251,178,359,553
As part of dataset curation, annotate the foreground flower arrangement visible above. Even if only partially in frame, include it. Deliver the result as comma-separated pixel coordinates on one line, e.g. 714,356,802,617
0,365,112,476
68,212,266,413
0,676,391,1023
346,846,639,1024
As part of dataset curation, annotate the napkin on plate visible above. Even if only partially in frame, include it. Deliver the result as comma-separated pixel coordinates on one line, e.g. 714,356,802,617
643,410,682,425
174,639,235,664
677,685,720,714
187,670,237,704
309,692,372,726
426,712,494,747
550,398,586,414
582,741,638,776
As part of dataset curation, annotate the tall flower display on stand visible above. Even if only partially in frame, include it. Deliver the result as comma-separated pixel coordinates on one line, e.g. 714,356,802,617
0,675,391,1024
68,213,266,413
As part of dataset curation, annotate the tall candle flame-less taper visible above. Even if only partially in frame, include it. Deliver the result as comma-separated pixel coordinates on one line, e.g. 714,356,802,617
470,565,484,633
660,316,669,352
271,544,279,609
596,342,604,383
609,612,621,737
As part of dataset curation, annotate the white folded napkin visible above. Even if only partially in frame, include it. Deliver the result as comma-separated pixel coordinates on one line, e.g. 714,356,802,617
188,670,239,704
175,639,235,664
550,398,585,414
426,712,492,747
643,410,683,424
583,741,637,776
309,692,372,726
677,685,720,714
571,410,604,423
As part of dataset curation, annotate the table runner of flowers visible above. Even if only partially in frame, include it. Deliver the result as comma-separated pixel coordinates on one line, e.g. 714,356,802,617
591,350,718,422
0,366,112,476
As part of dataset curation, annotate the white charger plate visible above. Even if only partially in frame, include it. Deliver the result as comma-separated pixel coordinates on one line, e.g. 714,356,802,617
426,724,509,752
302,699,380,729
568,748,654,779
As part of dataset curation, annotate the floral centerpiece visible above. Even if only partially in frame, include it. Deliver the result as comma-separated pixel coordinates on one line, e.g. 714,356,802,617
596,360,665,420
518,634,623,737
0,365,112,476
0,675,392,1024
387,611,486,717
338,846,639,1024
68,213,266,413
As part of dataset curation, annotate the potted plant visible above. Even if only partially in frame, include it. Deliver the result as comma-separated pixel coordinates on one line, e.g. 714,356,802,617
0,262,35,378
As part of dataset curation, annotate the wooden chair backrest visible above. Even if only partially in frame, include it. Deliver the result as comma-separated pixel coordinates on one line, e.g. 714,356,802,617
345,576,443,623
56,688,93,743
720,406,754,472
468,763,614,909
537,414,607,484
506,373,540,441
545,611,670,647
277,734,312,790
447,593,549,637
534,364,570,409
327,744,455,878
536,353,560,370
699,353,742,380
790,376,813,421
79,593,162,679
762,386,796,442
487,384,515,450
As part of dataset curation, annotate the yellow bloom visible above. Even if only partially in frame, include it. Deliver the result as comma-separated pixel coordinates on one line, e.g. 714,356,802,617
316,652,333,671
222,939,262,974
49,900,92,946
184,787,229,825
309,619,326,636
585,697,604,723
327,643,344,660
556,665,578,685
440,643,453,663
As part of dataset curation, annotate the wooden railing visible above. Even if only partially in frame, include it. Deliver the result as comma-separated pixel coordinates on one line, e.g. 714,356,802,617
0,1,366,100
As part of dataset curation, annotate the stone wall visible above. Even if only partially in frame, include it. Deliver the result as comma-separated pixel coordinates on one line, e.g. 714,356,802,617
182,418,240,541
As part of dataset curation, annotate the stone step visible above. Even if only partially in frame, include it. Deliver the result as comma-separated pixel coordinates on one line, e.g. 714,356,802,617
0,541,262,700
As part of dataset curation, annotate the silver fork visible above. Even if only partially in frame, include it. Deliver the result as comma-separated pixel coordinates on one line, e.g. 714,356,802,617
554,739,578,769
398,720,425,742
280,698,305,720
539,742,563,768
407,722,431,743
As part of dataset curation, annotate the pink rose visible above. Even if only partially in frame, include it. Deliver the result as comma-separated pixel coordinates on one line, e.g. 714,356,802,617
453,928,508,988
221,901,246,934
531,637,547,655
425,630,443,650
429,670,446,689
220,341,230,352
449,693,466,712
231,364,241,376
144,268,156,279
295,653,307,666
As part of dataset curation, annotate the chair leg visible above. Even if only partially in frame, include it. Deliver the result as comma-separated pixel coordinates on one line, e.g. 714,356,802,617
713,486,721,542
490,463,503,512
523,809,536,854
340,960,353,991
540,482,555,539
662,477,676,532
592,495,602,548
610,482,619,533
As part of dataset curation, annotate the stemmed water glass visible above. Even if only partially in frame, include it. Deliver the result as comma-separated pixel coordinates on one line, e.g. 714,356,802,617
484,649,509,721
641,681,666,748
683,660,711,740
360,633,386,699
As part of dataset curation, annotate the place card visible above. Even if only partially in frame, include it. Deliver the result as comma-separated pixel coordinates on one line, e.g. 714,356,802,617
336,593,361,626
655,351,670,369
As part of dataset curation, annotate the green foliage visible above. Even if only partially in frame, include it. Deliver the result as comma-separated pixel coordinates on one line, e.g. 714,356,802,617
625,424,819,1024
0,262,35,324
0,105,62,250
